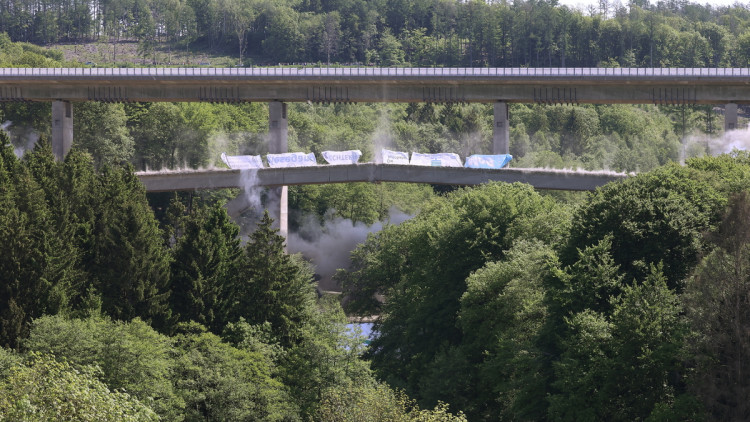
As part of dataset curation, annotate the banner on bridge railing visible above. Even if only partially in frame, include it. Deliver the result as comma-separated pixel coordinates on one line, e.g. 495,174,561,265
464,154,513,169
381,149,410,165
322,150,362,165
410,152,463,167
266,152,317,168
221,153,264,169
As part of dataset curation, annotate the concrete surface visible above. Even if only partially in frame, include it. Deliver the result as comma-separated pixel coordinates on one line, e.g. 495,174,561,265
2,67,750,104
136,164,629,192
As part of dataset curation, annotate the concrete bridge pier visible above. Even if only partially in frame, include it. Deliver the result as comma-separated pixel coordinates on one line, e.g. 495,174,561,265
493,101,509,154
725,103,738,132
52,100,73,161
268,101,289,244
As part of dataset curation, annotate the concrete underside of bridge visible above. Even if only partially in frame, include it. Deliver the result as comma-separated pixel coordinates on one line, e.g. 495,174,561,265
136,164,628,193
15,83,750,104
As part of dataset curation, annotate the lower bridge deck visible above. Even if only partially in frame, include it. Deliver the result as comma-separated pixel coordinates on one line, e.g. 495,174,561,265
136,163,628,192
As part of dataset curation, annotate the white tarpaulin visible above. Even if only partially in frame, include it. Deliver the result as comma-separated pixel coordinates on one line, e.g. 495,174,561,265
464,154,513,169
221,152,264,169
410,152,463,167
322,150,362,165
266,152,317,168
381,149,410,165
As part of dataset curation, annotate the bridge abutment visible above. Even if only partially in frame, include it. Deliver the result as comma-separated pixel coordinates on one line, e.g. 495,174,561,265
493,101,509,154
268,101,289,246
51,100,73,161
725,103,738,132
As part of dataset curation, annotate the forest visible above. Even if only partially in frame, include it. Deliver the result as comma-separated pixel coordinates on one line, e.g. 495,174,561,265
1,0,750,420
2,0,750,68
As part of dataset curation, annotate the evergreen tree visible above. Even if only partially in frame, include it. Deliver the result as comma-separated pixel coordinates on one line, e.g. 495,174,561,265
684,191,750,420
89,164,171,327
170,203,242,332
230,211,315,348
0,137,80,347
549,265,685,421
57,149,105,314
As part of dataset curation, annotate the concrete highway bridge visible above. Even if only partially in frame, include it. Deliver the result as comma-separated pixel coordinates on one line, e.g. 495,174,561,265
1,66,748,160
136,164,628,192
2,66,744,235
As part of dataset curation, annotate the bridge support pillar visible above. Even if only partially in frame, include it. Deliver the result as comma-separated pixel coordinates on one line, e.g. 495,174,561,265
725,103,738,132
268,101,288,245
493,101,509,155
52,100,73,161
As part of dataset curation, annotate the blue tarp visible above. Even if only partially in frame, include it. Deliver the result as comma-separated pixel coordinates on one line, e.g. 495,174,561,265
464,154,513,169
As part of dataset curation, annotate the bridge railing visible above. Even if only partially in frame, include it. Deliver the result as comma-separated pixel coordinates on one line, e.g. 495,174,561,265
1,67,750,78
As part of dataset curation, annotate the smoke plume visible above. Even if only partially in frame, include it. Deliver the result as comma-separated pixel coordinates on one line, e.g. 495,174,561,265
683,124,750,161
288,208,413,292
2,121,39,158
371,110,396,163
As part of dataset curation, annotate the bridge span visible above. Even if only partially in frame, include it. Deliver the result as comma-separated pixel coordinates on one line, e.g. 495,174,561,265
136,164,628,192
2,67,750,104
1,66,733,238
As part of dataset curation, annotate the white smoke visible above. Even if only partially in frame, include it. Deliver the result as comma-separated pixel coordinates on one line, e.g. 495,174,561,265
371,110,396,164
240,168,262,210
226,168,269,236
288,207,414,292
683,124,750,160
460,131,485,157
209,131,268,168
2,121,39,158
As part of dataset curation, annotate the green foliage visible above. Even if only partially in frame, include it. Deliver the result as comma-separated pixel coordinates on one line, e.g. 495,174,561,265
0,137,81,347
172,322,298,421
549,265,685,421
170,202,242,332
511,104,680,172
0,347,21,377
559,236,625,316
0,134,173,344
74,102,134,167
280,295,372,418
563,163,726,288
230,211,316,348
456,240,557,420
343,182,571,411
686,151,750,194
683,191,750,420
0,353,158,421
23,315,183,419
4,0,750,71
90,164,172,325
318,382,467,422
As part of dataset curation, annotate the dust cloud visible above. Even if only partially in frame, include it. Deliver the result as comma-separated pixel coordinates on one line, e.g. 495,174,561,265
288,208,413,292
684,124,750,161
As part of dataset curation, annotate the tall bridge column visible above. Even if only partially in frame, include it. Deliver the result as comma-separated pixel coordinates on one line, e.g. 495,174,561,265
52,100,73,161
725,103,738,132
493,101,509,155
268,101,288,244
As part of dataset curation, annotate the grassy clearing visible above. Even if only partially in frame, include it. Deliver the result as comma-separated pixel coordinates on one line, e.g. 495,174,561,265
48,40,242,67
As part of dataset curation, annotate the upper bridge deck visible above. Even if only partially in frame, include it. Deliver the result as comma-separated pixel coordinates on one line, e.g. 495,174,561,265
0,67,748,104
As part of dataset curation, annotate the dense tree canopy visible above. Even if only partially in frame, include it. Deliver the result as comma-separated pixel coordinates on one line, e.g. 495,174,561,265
340,154,750,420
1,0,748,69
3,2,750,420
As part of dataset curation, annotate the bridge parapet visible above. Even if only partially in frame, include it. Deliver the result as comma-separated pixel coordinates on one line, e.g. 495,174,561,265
2,66,750,81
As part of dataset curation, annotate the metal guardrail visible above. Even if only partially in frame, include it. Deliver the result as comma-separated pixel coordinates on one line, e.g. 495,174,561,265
1,67,749,78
